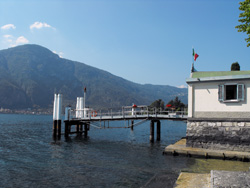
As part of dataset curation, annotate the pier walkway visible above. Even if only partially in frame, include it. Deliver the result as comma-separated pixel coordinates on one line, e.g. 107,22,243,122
69,109,188,122
52,93,187,141
53,104,187,142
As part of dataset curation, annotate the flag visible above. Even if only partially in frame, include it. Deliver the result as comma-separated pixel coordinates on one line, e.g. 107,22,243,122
192,48,199,61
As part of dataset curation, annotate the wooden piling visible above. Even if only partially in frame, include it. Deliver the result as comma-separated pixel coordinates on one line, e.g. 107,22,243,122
131,120,134,130
84,123,88,137
80,124,83,134
157,120,161,141
76,124,80,134
64,120,70,138
150,120,154,142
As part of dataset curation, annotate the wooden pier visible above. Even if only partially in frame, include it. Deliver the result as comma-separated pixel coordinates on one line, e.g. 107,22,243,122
58,107,187,142
52,93,187,142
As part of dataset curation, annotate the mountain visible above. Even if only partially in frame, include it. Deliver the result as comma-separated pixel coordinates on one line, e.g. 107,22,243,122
0,44,187,110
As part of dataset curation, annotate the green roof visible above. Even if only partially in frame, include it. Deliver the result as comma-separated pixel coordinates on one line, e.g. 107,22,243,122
191,71,250,78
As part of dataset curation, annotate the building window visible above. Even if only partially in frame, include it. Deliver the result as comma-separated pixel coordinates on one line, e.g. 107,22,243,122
218,84,244,102
225,85,237,100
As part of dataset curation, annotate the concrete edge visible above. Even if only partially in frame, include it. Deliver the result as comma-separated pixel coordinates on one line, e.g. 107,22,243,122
164,139,250,161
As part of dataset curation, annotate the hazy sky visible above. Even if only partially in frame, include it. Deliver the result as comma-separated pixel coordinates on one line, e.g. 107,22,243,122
0,0,249,88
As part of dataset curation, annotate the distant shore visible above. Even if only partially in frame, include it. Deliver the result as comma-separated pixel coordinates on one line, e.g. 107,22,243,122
0,108,52,115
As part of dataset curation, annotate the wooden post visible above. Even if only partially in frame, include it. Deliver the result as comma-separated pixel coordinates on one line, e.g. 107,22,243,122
150,120,154,142
64,120,69,138
80,124,83,135
76,124,80,134
157,120,161,141
84,123,88,137
131,120,134,130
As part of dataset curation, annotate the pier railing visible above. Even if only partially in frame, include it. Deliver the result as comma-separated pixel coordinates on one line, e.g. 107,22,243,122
65,107,188,121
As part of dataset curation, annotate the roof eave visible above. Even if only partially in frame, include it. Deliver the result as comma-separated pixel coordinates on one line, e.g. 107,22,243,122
186,74,250,84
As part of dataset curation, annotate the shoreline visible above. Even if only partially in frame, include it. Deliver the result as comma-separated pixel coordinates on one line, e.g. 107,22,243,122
164,139,250,161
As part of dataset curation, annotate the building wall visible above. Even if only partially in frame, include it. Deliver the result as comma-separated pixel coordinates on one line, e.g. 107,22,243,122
188,80,250,118
188,84,193,117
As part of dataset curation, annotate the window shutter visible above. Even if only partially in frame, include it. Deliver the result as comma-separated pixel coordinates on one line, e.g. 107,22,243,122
218,85,224,101
237,84,244,101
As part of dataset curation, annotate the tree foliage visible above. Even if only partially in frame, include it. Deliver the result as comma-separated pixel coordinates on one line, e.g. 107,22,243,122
235,0,250,47
231,62,240,71
150,97,186,111
149,99,165,109
166,96,186,111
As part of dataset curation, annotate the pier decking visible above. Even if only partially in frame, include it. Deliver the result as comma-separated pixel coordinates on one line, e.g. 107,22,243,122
62,109,187,141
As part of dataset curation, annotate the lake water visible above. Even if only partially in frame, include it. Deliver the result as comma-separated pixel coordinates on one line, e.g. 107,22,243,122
1,114,250,188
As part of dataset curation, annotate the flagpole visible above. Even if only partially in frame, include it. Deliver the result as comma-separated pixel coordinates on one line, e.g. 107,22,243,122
191,47,194,72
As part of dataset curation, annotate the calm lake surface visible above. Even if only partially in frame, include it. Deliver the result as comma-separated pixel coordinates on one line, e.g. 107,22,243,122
1,114,250,188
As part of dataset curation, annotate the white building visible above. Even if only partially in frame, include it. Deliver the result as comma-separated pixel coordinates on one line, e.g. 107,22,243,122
185,71,250,152
186,71,250,119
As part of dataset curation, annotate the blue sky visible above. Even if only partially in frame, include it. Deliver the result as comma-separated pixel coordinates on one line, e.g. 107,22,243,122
0,0,249,88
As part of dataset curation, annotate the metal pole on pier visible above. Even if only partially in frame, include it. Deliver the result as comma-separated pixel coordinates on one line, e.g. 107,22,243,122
79,97,84,118
65,106,71,121
76,97,80,118
84,87,87,118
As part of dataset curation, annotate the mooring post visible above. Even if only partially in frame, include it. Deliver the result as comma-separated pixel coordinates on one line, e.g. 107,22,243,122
53,94,58,138
150,120,154,142
56,94,62,137
157,120,161,141
53,120,57,138
57,120,61,139
131,120,134,130
53,93,62,139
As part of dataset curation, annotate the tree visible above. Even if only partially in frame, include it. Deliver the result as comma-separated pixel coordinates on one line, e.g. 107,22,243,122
149,99,165,109
235,0,250,47
166,96,186,111
231,62,240,71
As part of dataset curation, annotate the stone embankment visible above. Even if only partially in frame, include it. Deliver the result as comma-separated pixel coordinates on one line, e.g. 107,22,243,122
186,119,250,152
164,139,250,161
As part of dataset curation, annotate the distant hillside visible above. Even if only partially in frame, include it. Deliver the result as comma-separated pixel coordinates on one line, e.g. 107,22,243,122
0,44,187,110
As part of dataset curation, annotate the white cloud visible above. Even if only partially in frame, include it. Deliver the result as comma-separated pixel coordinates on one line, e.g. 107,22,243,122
53,50,63,58
3,35,13,43
30,22,54,30
16,36,29,45
1,24,16,30
177,85,187,89
3,34,12,38
2,35,29,47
